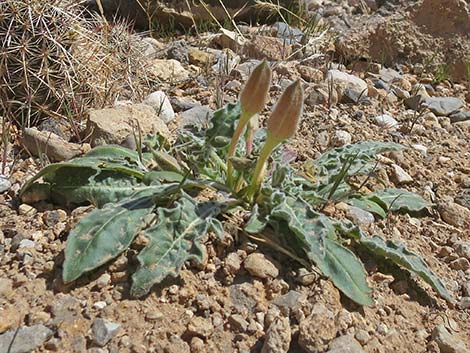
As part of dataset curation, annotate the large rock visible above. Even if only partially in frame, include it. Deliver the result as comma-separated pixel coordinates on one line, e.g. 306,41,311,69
432,325,468,353
335,0,470,82
0,325,53,353
86,0,297,29
326,70,368,103
86,104,170,146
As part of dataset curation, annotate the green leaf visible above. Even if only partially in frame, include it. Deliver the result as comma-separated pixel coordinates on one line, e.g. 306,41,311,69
205,103,241,149
347,196,387,218
339,222,453,303
131,195,222,297
368,188,430,212
311,141,403,184
62,192,157,283
270,196,373,306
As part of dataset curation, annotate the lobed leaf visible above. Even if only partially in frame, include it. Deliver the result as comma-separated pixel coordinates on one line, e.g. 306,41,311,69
131,195,222,297
205,103,241,149
62,192,158,283
339,222,453,302
268,196,373,306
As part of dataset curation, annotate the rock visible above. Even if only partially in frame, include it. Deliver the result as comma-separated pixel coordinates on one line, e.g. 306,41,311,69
354,330,371,345
224,252,242,275
459,297,470,310
50,294,80,324
261,316,291,353
272,22,304,44
179,106,214,128
18,204,37,216
449,111,470,123
244,36,292,61
326,70,368,103
212,28,247,53
423,97,464,117
0,306,20,334
87,104,170,146
331,130,352,147
432,324,468,353
244,253,279,279
165,40,189,62
0,176,12,193
391,164,413,184
92,318,121,347
188,48,216,67
298,303,337,353
148,59,190,82
164,334,191,353
453,242,470,260
296,268,317,286
143,91,175,123
335,0,470,82
96,273,111,288
373,114,398,129
228,314,249,333
0,278,13,299
345,206,375,226
297,65,324,83
327,335,365,353
0,325,53,353
187,316,214,338
271,291,306,312
18,239,35,249
458,276,470,296
438,202,470,228
93,301,107,310
21,128,90,162
449,258,470,271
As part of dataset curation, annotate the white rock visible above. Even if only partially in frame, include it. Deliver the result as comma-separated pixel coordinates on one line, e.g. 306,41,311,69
326,69,368,103
391,164,413,184
332,130,352,147
411,144,428,156
149,59,190,82
93,301,107,310
374,114,399,129
92,318,120,347
143,91,175,123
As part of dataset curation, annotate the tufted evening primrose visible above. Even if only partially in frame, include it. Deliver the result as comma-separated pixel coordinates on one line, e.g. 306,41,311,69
247,79,304,201
227,60,272,186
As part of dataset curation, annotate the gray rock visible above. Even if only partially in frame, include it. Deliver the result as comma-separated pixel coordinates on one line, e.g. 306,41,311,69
143,91,175,123
92,318,121,347
462,281,470,297
272,22,304,44
459,297,470,309
453,242,470,260
229,284,258,312
244,253,279,279
50,294,81,324
179,106,213,128
379,68,401,83
327,335,365,353
0,176,12,194
18,239,35,249
423,97,464,117
271,290,306,312
449,111,470,123
345,206,375,226
432,324,468,353
261,316,291,353
373,114,398,129
455,190,470,209
0,325,53,353
228,314,249,333
326,70,368,103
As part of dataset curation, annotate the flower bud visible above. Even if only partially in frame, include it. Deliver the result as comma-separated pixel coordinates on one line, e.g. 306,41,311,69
267,80,304,141
239,60,272,116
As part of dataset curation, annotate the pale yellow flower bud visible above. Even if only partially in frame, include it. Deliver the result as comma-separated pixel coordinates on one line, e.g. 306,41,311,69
239,60,272,116
267,80,304,141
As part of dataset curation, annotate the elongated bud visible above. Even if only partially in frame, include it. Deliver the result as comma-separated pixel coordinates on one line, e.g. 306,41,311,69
267,80,304,141
239,60,272,116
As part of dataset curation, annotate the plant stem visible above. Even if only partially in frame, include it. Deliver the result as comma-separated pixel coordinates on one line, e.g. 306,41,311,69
246,133,281,201
227,110,252,187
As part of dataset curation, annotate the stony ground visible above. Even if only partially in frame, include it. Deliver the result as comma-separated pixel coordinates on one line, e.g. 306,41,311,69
1,0,470,352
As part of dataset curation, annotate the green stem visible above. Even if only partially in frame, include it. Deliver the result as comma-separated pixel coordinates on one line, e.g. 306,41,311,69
227,110,253,187
246,133,282,202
